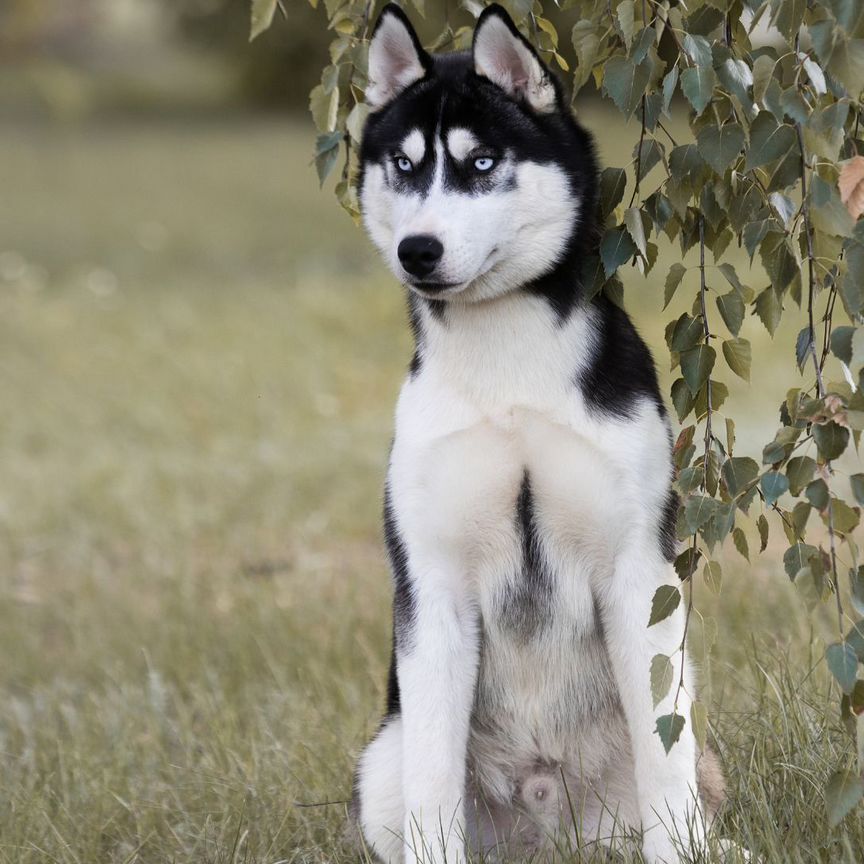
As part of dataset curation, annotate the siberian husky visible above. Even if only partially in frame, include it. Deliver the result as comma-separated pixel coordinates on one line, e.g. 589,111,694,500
349,4,725,862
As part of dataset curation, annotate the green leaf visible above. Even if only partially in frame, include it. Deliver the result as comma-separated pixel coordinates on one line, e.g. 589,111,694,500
802,56,827,95
309,83,337,133
662,67,679,112
784,542,820,580
600,226,637,277
680,345,716,394
671,378,695,423
745,112,796,172
690,700,708,750
683,34,712,67
616,0,636,49
649,585,681,626
599,167,627,217
717,262,748,296
669,143,707,183
656,712,686,754
703,560,722,594
631,28,656,67
827,642,860,694
680,66,717,117
832,326,856,365
848,619,864,661
813,422,850,461
755,287,783,336
804,102,849,162
761,471,789,506
841,232,864,317
722,337,752,381
769,0,806,42
664,263,687,308
345,103,370,143
806,479,830,510
811,175,856,238
851,474,864,507
829,500,860,535
722,457,760,497
758,514,769,552
717,55,754,106
686,5,725,36
697,123,745,175
716,292,745,336
603,56,652,118
780,87,809,125
752,54,776,105
733,526,750,562
314,131,343,186
763,434,790,466
786,456,817,496
250,0,279,41
624,207,648,258
796,326,814,373
695,379,728,415
851,571,864,619
674,548,701,581
671,314,704,352
810,20,864,94
634,139,664,181
743,220,769,260
571,22,600,92
770,192,797,229
685,495,719,533
825,770,864,827
792,500,811,536
651,654,674,708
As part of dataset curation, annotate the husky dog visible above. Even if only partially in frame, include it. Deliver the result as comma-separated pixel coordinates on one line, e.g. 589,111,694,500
350,5,724,863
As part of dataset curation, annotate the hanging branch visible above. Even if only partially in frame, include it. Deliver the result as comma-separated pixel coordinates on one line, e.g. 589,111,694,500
797,124,845,638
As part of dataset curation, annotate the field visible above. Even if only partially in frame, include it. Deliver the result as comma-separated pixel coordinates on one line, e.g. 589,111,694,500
1,108,863,862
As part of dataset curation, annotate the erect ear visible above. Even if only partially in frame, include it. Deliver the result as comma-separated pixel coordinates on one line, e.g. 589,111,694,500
472,4,558,113
366,4,432,111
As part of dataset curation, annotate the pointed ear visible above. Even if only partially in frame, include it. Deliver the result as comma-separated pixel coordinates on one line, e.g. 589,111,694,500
472,4,558,113
366,4,432,111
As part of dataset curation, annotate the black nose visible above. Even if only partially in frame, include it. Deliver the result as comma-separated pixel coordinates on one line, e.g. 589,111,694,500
397,235,443,279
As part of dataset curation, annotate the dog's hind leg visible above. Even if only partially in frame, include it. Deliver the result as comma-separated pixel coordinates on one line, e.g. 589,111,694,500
353,718,404,863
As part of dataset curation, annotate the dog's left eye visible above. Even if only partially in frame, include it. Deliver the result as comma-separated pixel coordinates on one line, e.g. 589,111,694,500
473,157,495,172
394,156,414,173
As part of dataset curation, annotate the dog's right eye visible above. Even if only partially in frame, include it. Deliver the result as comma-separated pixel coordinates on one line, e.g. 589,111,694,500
394,155,414,174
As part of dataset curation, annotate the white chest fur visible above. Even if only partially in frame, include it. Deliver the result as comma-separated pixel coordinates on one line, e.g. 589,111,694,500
389,293,671,574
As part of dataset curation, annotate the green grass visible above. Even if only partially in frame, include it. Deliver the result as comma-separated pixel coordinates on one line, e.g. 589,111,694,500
0,110,862,863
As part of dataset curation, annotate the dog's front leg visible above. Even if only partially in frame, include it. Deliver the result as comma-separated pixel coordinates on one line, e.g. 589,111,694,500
598,538,702,864
398,556,479,864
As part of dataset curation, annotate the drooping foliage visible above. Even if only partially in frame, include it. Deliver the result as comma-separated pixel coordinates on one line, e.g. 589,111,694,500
252,0,864,824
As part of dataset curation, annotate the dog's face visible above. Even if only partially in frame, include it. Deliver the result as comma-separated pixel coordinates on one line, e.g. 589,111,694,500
359,4,594,304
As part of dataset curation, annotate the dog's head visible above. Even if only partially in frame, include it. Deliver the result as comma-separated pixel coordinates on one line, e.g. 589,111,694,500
359,3,596,305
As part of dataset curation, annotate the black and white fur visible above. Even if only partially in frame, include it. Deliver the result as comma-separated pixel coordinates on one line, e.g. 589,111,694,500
350,6,724,862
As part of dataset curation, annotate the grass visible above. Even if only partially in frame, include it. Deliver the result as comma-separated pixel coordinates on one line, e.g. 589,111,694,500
0,108,862,862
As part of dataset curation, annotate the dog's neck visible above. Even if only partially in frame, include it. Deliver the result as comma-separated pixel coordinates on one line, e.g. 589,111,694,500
410,281,597,411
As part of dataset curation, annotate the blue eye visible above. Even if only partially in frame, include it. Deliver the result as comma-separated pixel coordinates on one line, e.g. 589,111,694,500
474,156,495,172
395,155,414,173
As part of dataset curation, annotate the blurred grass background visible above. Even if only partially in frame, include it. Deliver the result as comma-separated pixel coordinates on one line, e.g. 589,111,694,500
1,1,863,862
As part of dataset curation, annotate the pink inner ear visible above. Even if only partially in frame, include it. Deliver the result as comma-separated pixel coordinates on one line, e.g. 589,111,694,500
367,14,427,106
381,32,416,74
475,18,535,96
